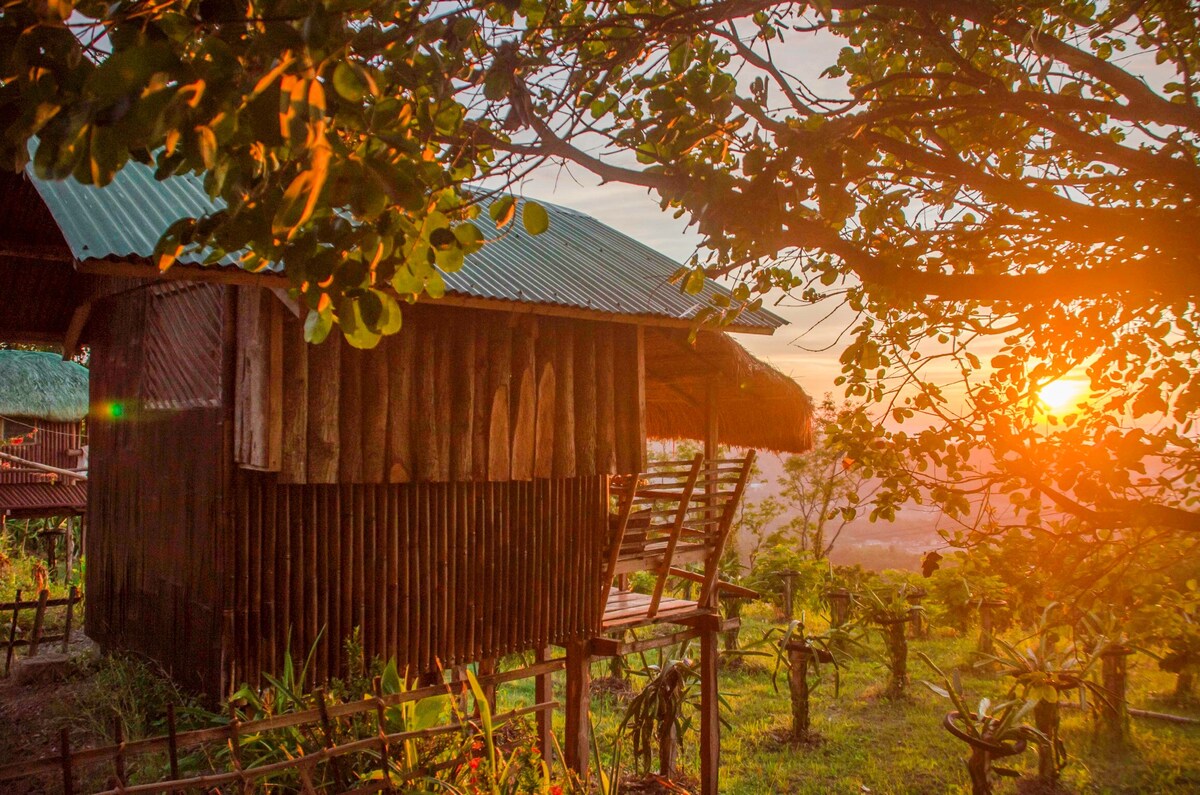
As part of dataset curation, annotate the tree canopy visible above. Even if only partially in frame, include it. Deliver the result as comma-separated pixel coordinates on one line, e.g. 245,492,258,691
3,0,1198,575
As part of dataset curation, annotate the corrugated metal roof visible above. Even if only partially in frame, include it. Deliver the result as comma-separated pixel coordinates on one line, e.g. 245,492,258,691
24,158,785,331
0,483,87,516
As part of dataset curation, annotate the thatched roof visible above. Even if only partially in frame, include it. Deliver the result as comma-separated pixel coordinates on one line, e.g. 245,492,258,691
0,350,89,421
644,330,813,454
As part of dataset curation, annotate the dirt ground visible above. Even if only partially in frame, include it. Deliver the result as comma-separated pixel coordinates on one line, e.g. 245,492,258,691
0,635,107,794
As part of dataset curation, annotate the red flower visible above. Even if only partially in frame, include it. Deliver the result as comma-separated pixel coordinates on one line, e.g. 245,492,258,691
469,757,480,770
550,787,563,795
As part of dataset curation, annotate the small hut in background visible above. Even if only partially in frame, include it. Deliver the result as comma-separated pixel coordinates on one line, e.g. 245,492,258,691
0,349,88,569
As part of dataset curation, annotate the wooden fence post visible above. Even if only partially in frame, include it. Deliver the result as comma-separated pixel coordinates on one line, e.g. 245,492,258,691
906,589,926,639
166,702,181,793
61,586,78,653
59,727,72,795
1100,645,1134,743
827,588,851,654
4,588,20,675
785,638,812,740
113,717,126,787
28,589,49,658
977,599,1007,659
779,570,798,621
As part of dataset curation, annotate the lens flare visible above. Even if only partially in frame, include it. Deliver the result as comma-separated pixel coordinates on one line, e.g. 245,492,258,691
1038,380,1085,412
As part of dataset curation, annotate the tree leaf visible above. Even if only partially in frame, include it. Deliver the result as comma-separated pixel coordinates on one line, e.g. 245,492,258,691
523,200,549,235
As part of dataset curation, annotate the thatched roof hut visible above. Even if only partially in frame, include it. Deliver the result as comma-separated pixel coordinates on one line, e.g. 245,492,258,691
0,349,89,422
0,349,88,518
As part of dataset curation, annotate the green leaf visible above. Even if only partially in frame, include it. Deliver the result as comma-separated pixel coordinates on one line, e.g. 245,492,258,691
303,309,333,344
332,62,368,102
489,195,516,228
425,270,446,299
522,200,549,235
412,695,449,730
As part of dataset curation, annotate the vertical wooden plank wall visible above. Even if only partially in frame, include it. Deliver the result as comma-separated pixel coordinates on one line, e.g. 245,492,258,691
236,296,645,484
86,283,227,696
230,473,609,685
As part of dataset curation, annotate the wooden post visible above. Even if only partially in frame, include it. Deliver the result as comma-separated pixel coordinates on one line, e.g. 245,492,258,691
785,638,811,740
906,590,926,639
1034,698,1061,784
5,587,21,675
64,516,74,579
699,621,720,795
828,588,851,653
166,702,181,791
535,646,555,762
564,638,591,780
1100,645,1133,742
59,726,72,795
977,599,1006,659
61,586,78,653
780,570,798,620
28,589,48,657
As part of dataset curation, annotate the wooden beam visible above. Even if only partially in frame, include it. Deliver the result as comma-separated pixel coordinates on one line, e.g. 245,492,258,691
509,316,537,480
339,345,365,483
595,325,617,475
552,322,576,478
73,260,777,335
700,625,720,795
386,321,415,483
564,638,591,780
486,319,512,481
61,302,91,358
362,345,389,483
634,325,646,470
450,324,476,481
306,336,341,483
279,312,308,484
574,326,597,477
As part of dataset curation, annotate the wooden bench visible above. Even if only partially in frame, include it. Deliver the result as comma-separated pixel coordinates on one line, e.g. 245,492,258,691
598,451,757,630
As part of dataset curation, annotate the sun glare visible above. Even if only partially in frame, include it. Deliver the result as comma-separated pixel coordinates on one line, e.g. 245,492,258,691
1038,380,1085,413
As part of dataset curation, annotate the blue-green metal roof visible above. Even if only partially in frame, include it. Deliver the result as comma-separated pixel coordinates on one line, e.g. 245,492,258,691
24,159,785,332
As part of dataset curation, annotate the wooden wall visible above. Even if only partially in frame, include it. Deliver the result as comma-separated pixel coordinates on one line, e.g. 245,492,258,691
235,290,647,484
84,281,647,696
85,283,228,695
230,472,608,686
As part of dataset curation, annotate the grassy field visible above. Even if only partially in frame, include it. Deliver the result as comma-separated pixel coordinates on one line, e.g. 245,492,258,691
501,607,1200,794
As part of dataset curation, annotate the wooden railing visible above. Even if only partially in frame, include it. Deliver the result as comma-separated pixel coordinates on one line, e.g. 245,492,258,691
2,586,81,676
0,656,563,794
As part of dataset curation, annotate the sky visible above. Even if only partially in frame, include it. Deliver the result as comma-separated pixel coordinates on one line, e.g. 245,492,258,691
510,164,850,403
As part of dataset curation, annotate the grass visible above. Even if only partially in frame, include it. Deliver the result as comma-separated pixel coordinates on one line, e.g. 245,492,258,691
497,606,1200,794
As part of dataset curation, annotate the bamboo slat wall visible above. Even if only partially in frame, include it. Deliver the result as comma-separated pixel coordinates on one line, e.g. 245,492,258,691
85,284,228,695
235,289,646,484
230,471,608,686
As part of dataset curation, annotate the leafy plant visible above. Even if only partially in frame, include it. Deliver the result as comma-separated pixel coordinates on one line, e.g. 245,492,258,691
975,604,1108,784
919,653,1042,795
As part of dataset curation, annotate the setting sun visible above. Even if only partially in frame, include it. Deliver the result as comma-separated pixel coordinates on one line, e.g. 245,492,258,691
1038,379,1086,412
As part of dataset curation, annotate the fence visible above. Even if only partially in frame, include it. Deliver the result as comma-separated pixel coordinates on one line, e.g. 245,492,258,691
2,586,81,675
0,655,563,794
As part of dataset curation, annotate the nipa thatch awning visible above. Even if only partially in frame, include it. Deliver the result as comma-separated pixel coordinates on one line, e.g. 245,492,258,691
0,350,89,422
644,329,813,454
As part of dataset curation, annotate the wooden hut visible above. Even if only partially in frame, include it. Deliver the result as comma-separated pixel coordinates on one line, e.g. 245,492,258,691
0,349,88,524
0,161,812,792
